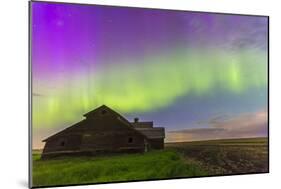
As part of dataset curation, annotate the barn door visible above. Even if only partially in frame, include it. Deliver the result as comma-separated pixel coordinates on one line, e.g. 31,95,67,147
144,139,149,152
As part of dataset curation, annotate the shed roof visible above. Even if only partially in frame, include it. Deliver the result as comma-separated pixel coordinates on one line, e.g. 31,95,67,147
135,127,165,139
131,121,153,128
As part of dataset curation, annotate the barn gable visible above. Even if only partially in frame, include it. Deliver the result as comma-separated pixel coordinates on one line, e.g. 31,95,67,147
83,105,125,122
82,105,148,138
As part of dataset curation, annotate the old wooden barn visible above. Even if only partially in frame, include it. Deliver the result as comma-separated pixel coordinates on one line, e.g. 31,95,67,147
41,105,165,159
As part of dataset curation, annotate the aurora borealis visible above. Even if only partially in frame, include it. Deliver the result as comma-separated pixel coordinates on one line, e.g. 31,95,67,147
31,2,268,148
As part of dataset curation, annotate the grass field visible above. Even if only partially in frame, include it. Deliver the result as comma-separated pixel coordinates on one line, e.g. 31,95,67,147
32,150,206,187
32,137,268,187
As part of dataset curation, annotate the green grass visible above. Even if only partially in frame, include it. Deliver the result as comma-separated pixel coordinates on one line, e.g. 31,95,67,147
32,150,206,187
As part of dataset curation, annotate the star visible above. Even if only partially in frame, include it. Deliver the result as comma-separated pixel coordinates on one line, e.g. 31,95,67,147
56,20,64,27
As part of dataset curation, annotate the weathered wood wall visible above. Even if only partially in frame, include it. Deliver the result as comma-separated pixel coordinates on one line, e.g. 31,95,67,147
41,111,146,159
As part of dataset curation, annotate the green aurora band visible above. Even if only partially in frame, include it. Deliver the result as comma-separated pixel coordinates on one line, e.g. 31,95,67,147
33,49,267,128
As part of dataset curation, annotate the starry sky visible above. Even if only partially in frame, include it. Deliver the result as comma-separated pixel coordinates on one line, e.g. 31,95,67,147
31,2,268,148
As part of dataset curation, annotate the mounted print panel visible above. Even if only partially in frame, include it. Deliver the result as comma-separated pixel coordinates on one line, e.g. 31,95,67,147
30,1,269,188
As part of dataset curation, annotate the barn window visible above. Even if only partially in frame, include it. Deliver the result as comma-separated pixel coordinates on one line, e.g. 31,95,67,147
128,137,133,143
101,110,107,115
60,141,65,146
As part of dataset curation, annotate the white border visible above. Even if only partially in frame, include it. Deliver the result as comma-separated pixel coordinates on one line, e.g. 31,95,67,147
1,0,280,189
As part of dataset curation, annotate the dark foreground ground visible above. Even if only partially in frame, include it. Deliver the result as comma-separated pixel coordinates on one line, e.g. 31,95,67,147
165,137,269,175
32,137,268,187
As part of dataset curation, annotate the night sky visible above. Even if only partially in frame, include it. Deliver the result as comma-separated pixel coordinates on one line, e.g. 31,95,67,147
31,2,268,148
